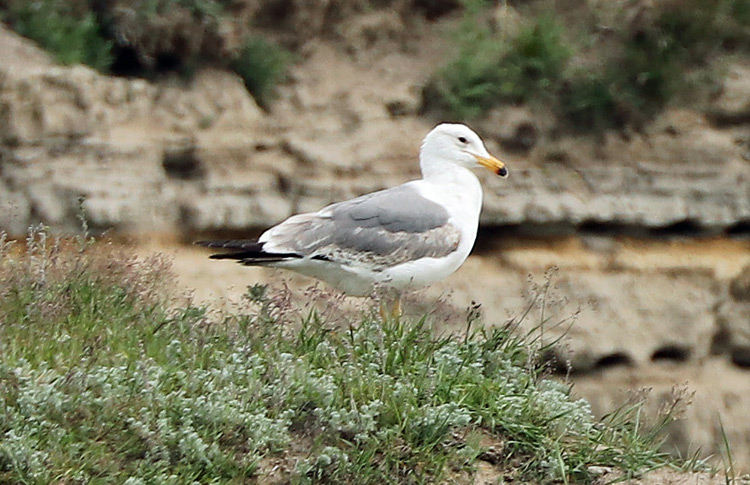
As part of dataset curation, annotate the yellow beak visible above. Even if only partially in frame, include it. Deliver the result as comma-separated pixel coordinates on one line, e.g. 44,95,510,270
474,154,508,177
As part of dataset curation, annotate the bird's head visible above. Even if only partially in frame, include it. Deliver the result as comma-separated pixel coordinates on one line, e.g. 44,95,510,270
420,123,508,177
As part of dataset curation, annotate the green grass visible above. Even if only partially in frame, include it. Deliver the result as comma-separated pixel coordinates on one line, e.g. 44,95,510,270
3,0,113,72
0,227,688,483
427,3,570,119
140,0,228,18
231,36,293,108
0,1,292,106
430,0,750,129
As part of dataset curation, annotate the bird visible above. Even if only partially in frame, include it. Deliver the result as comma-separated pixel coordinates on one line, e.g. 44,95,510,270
196,123,508,297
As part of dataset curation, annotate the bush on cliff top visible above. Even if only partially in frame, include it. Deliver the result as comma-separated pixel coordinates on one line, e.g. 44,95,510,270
232,36,293,108
427,10,570,119
2,0,113,71
428,0,750,130
0,0,291,106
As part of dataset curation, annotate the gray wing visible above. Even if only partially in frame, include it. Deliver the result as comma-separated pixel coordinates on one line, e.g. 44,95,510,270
262,184,462,270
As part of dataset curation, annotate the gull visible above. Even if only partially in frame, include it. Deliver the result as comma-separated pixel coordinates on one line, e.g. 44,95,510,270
196,123,507,297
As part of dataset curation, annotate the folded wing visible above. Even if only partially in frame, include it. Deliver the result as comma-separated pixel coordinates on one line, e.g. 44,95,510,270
197,184,462,271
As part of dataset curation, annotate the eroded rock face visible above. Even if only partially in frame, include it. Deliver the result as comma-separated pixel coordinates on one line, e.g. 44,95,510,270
0,24,274,234
2,23,750,237
426,246,735,376
708,62,750,125
716,265,750,369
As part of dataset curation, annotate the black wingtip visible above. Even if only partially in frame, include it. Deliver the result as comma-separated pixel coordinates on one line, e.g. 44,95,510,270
208,253,234,260
197,240,303,264
194,239,265,251
194,240,241,248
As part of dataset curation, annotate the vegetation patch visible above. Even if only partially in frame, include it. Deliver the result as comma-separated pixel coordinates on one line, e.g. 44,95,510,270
0,227,697,483
428,0,750,130
427,7,570,119
231,36,293,108
0,0,292,106
1,0,113,71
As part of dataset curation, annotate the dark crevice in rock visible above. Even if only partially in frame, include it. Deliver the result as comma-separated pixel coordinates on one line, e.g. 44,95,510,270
651,345,691,363
186,228,264,246
109,46,144,78
578,221,650,237
709,327,731,356
277,174,292,194
255,0,296,30
154,53,183,74
727,220,750,237
386,100,411,117
707,111,750,127
499,122,539,153
476,224,578,242
731,347,750,369
162,147,204,180
649,220,713,238
109,44,192,79
473,219,749,247
542,348,571,375
413,0,460,21
595,352,633,370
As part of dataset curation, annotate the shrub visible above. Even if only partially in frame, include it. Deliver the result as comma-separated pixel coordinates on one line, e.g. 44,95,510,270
499,13,571,101
426,2,570,119
0,226,185,366
430,0,750,130
4,0,113,71
560,72,621,130
231,36,293,108
560,0,750,129
0,0,293,107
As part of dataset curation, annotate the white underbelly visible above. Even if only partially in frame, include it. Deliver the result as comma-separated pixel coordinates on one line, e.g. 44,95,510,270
277,245,472,296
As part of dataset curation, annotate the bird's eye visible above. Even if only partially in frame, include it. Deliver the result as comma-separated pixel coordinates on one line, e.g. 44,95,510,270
458,136,468,144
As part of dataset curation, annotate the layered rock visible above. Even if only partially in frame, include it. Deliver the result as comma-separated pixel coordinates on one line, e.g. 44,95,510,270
2,24,750,237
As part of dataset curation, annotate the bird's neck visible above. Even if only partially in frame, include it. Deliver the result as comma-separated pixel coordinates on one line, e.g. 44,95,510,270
420,157,478,186
419,160,483,223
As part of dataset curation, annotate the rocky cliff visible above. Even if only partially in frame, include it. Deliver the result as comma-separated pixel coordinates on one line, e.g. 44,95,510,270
1,22,749,237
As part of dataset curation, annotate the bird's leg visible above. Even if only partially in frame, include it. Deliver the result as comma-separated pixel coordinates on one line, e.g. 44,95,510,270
378,299,389,321
391,292,402,320
377,290,403,321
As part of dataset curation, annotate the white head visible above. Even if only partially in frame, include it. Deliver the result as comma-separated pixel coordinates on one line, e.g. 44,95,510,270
419,123,508,178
